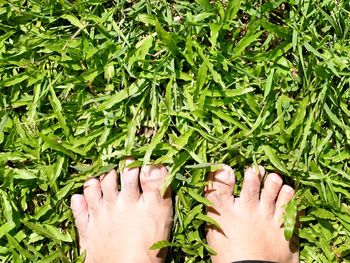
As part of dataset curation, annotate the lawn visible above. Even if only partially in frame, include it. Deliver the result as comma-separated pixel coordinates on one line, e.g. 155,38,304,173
0,0,350,262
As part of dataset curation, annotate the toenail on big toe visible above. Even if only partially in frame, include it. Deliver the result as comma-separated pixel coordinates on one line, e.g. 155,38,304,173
71,194,86,212
83,178,102,212
140,165,166,193
71,194,89,231
149,167,162,179
215,166,234,181
213,166,235,190
141,166,161,179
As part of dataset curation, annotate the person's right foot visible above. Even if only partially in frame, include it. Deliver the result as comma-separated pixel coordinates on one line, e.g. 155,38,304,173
205,165,299,263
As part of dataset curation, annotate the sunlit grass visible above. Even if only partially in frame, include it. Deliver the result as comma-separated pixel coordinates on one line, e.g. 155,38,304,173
0,0,350,262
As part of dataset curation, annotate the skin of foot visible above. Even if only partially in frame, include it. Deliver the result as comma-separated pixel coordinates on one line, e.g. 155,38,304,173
71,158,173,263
205,165,299,263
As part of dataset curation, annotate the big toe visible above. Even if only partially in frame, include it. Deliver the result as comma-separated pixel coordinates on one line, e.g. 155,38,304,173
140,164,171,204
205,165,235,208
71,194,89,233
83,178,102,214
274,185,295,221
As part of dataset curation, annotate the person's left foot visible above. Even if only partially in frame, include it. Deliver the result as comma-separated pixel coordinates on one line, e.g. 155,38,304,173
71,158,173,263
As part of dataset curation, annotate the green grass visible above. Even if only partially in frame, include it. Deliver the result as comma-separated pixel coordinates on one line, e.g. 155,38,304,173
1,0,350,262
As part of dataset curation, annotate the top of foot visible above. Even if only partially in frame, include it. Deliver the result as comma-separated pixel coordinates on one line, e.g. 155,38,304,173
205,165,299,263
71,158,173,263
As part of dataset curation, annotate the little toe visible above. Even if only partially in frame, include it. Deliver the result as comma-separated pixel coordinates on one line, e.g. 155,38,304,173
100,169,118,203
260,173,283,214
205,165,235,208
83,178,102,214
71,194,89,232
240,165,264,207
120,158,141,201
274,185,295,222
140,164,170,203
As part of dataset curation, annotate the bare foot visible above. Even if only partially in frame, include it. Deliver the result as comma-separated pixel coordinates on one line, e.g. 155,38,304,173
71,159,173,263
205,165,299,263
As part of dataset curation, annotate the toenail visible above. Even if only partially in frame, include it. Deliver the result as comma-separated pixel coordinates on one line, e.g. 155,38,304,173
270,174,282,184
123,172,139,185
258,165,265,175
245,168,258,181
124,158,134,168
125,156,134,162
215,167,234,183
283,185,294,193
84,178,98,187
222,165,234,175
142,166,161,179
149,168,161,178
71,194,81,204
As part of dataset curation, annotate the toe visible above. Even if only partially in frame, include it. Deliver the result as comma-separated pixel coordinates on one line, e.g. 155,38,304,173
71,194,89,232
83,178,102,214
240,165,264,207
205,165,235,208
259,173,283,214
120,158,141,201
100,169,118,203
274,185,295,221
140,164,170,203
